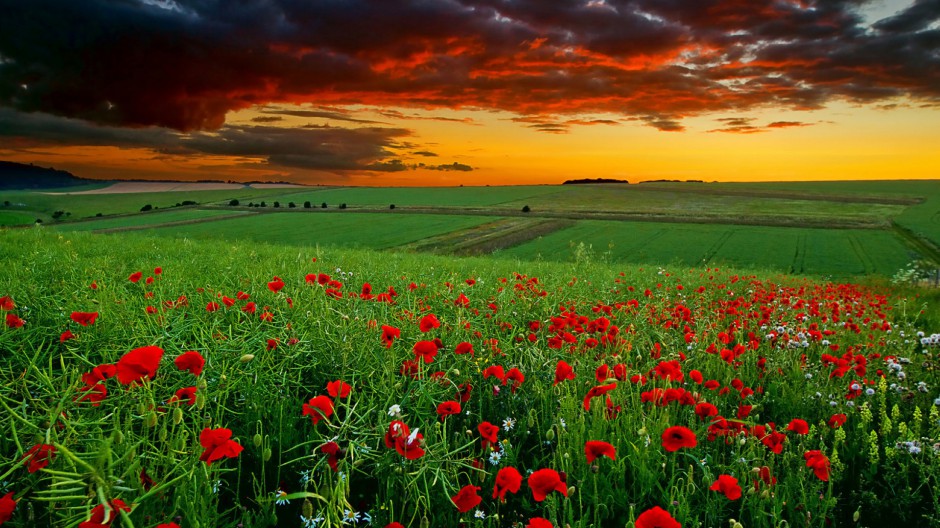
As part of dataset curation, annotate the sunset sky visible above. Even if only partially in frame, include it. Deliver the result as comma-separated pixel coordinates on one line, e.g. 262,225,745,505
0,0,938,186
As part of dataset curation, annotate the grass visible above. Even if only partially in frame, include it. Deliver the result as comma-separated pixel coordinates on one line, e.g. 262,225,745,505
137,211,500,250
0,210,39,226
1,228,939,528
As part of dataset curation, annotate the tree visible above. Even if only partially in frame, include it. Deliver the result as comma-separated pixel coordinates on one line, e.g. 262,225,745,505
304,201,311,209
52,210,66,220
260,201,267,207
95,213,103,217
229,199,240,206
522,205,531,213
389,204,396,210
288,202,296,208
321,202,327,208
140,204,152,212
3,200,9,206
339,203,347,209
273,201,281,208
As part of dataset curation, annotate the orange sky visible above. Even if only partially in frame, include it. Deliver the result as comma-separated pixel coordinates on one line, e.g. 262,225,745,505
1,0,937,186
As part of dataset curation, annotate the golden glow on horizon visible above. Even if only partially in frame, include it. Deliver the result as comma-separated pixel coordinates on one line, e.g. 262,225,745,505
3,101,938,186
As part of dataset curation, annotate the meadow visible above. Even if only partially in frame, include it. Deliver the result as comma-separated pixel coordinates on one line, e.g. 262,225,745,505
1,228,939,528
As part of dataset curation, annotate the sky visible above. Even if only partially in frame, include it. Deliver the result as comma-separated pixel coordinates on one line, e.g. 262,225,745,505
0,0,938,186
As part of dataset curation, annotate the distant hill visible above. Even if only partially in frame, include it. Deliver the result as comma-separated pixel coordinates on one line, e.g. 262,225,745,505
0,161,92,189
562,178,630,185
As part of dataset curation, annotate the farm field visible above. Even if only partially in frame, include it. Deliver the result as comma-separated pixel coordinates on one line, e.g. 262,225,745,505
499,220,914,278
2,180,938,280
52,208,253,232
138,211,501,250
1,228,939,528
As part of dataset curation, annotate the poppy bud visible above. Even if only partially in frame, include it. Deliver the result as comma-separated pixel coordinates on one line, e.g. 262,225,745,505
420,516,430,528
302,499,314,520
761,490,770,499
527,415,535,428
113,429,124,445
240,354,255,363
197,378,207,390
195,391,206,410
733,523,743,528
738,436,747,446
145,411,158,428
853,509,860,522
253,433,263,447
567,485,576,496
545,428,555,441
263,447,272,461
159,425,168,441
173,407,184,425
450,368,461,376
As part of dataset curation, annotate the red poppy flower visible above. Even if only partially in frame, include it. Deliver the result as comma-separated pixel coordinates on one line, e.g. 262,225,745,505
554,360,575,386
0,491,17,524
302,396,334,425
384,524,405,528
493,466,523,501
116,345,164,386
412,340,438,364
321,441,341,472
451,485,482,512
327,380,351,398
454,293,470,307
457,382,473,403
70,311,99,326
140,467,154,491
267,276,285,293
584,441,616,463
394,431,425,459
828,413,847,428
419,313,440,333
266,338,278,351
505,367,525,393
528,468,568,502
174,351,205,376
786,418,809,435
710,474,742,500
482,365,506,382
80,498,131,528
381,325,401,348
0,296,14,311
761,431,786,455
694,402,718,421
23,444,56,473
199,427,243,466
661,426,697,452
527,519,553,528
5,313,24,328
60,329,76,343
635,506,681,528
128,271,143,283
76,383,107,406
436,401,461,420
653,360,683,382
157,524,181,528
454,341,474,356
583,383,617,411
478,421,499,448
804,450,830,481
169,386,197,406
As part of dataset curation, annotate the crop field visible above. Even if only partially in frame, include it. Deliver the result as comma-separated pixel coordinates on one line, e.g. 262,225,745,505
138,211,500,250
1,228,939,528
498,220,915,278
52,209,252,232
2,180,938,280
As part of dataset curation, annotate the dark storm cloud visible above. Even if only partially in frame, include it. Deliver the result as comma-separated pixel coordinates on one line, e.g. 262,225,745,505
1,0,938,136
425,162,474,172
0,108,412,172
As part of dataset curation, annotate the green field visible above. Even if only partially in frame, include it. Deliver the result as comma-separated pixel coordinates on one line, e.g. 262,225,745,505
52,208,252,232
497,220,914,278
139,211,500,250
3,180,938,279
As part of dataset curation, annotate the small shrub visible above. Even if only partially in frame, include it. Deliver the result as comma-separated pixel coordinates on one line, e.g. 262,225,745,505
321,202,327,209
229,199,240,206
288,202,296,208
304,201,311,209
390,204,396,210
140,204,153,212
522,205,531,213
339,203,347,209
273,201,280,208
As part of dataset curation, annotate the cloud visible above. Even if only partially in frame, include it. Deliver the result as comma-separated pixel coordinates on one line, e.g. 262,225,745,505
424,162,474,171
0,0,938,134
0,107,414,173
412,150,439,157
708,116,815,133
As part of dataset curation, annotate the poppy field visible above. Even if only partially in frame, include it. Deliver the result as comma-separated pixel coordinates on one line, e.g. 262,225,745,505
1,228,939,528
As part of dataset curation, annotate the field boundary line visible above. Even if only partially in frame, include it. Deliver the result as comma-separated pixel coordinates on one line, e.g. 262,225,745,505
890,221,940,265
92,211,260,234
